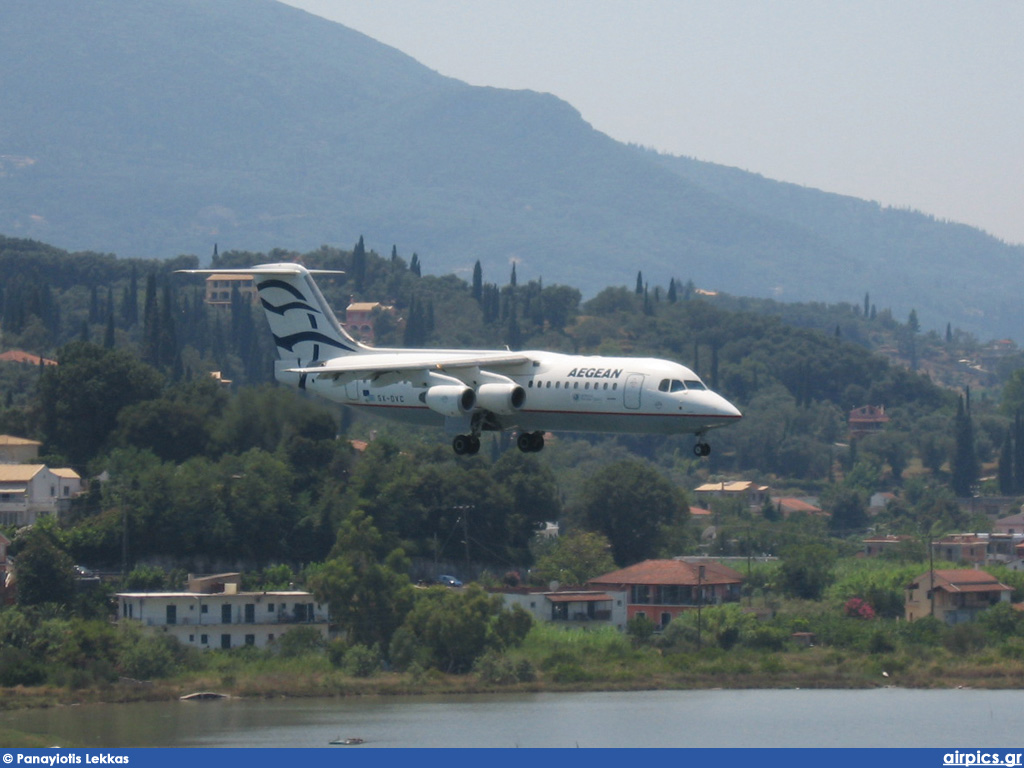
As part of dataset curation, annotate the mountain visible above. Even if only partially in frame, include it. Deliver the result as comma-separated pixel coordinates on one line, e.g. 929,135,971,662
3,0,1023,341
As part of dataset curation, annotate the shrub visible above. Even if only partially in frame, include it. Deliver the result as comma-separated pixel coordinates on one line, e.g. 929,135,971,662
943,623,987,655
118,634,179,680
471,651,520,684
743,626,788,652
273,626,325,658
0,647,45,686
342,643,381,677
548,662,592,683
843,598,876,620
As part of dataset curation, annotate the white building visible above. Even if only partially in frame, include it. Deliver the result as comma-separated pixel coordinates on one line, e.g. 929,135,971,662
116,573,329,650
499,587,628,630
0,435,41,464
0,464,83,526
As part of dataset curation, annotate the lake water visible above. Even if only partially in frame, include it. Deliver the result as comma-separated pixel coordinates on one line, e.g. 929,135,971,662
5,689,1024,748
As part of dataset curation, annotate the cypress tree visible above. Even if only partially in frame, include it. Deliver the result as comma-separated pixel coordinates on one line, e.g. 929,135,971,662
472,260,483,304
635,271,643,295
667,278,678,304
999,432,1015,496
142,273,160,366
352,236,367,292
1014,411,1024,494
951,394,979,497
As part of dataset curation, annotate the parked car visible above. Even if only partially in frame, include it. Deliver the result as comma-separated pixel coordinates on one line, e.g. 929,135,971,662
436,574,463,587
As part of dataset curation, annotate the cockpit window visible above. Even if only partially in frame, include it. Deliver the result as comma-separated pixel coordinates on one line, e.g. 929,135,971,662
670,380,686,392
685,379,707,391
658,379,670,392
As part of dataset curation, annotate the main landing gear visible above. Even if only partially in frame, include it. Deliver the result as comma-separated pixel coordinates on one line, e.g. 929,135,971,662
516,431,545,453
452,434,481,455
693,440,712,457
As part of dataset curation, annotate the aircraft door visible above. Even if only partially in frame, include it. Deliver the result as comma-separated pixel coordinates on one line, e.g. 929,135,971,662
624,374,644,409
345,380,361,401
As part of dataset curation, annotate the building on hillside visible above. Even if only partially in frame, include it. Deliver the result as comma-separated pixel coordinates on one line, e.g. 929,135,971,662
932,534,989,565
771,497,825,519
588,558,743,630
343,301,396,345
848,405,889,439
869,492,896,515
0,350,57,367
0,435,41,464
116,572,329,650
862,535,915,558
688,505,713,527
905,569,1012,624
0,464,83,526
498,587,627,630
203,274,258,307
994,512,1024,535
693,480,769,510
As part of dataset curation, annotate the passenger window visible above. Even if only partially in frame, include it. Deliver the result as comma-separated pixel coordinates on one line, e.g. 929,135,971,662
585,383,590,390
658,379,670,392
685,379,707,391
546,381,551,389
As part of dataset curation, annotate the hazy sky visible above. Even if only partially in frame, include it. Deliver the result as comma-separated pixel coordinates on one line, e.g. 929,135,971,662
282,1,1024,245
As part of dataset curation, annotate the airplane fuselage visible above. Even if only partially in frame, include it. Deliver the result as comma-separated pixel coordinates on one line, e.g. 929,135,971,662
278,349,739,438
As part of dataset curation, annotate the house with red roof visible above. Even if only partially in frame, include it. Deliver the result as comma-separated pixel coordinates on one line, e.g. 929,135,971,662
588,559,743,630
849,405,889,439
905,569,1012,624
771,497,826,519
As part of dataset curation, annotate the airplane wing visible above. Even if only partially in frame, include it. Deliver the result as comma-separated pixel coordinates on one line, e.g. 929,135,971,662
289,351,533,386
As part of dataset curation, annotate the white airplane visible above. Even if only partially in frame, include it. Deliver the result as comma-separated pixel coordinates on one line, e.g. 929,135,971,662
181,263,741,455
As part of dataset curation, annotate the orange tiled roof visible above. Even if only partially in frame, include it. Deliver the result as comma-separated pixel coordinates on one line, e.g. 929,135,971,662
913,569,1012,594
589,559,743,587
0,350,57,366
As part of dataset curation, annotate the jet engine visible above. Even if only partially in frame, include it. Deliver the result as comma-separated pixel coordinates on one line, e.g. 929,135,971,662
423,385,476,417
475,382,526,415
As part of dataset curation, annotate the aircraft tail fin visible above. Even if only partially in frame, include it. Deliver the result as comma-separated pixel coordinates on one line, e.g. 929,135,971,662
179,263,363,364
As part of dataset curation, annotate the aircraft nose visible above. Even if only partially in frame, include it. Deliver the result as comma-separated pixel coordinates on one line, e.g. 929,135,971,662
713,392,742,420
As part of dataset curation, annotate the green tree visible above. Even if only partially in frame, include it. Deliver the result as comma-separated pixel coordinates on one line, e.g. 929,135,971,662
307,510,414,649
779,542,836,600
573,460,688,565
531,530,616,586
393,584,522,673
39,341,164,466
13,523,77,607
950,394,979,497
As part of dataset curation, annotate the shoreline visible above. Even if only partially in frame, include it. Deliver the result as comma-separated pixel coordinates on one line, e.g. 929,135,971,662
2,660,1021,714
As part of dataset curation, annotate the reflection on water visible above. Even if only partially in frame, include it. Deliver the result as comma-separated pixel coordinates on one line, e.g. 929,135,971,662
4,689,1024,748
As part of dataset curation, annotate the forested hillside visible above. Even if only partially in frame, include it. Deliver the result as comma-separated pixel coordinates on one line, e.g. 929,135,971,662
3,0,1024,341
0,234,1016,582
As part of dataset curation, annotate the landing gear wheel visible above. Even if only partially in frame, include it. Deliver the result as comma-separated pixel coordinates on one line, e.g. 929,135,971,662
693,442,711,457
517,431,545,453
452,434,481,455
